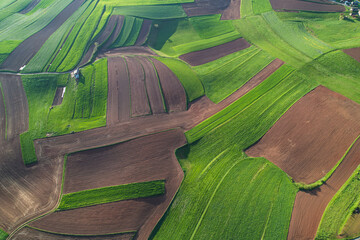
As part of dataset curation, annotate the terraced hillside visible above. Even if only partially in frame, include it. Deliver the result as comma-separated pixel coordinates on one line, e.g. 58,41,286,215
2,0,360,239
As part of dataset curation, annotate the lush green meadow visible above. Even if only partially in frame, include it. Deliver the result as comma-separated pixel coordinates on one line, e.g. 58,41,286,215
21,59,108,165
58,180,165,211
153,56,204,102
193,45,274,103
0,228,7,240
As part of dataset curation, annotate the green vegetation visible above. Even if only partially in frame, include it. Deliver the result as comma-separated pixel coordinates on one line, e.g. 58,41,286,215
316,164,360,239
0,228,8,240
189,14,235,39
111,16,136,48
295,135,360,190
153,57,204,102
99,0,194,6
58,180,165,211
193,46,274,103
123,18,143,46
21,59,108,165
112,4,187,19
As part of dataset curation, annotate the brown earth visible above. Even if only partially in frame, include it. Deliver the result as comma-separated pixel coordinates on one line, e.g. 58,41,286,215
136,57,165,114
151,58,187,112
99,46,157,58
288,135,360,240
246,86,360,184
19,0,40,14
221,0,241,20
343,48,360,63
125,56,151,117
102,16,125,50
31,129,186,238
0,0,86,72
341,211,360,239
80,15,121,66
52,87,65,106
0,89,6,142
135,19,152,46
0,75,63,233
182,0,231,16
270,0,345,12
179,38,250,66
106,57,130,125
13,227,134,240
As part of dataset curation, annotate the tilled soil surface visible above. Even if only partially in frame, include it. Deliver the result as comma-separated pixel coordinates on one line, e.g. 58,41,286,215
135,19,152,46
30,129,186,238
52,87,65,106
221,0,241,20
0,0,85,72
13,227,134,240
0,75,63,233
19,0,40,14
246,86,360,184
270,0,345,12
102,16,125,50
99,46,157,58
182,0,231,16
126,56,151,117
343,48,360,63
151,58,187,112
179,38,250,66
288,136,360,240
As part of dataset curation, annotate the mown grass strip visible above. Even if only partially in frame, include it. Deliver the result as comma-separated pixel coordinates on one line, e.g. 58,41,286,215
58,180,165,211
296,135,360,190
316,163,360,239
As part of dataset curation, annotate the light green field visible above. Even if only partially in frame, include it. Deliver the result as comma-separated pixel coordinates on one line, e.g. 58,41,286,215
21,59,108,165
58,180,165,211
153,56,204,102
193,46,274,103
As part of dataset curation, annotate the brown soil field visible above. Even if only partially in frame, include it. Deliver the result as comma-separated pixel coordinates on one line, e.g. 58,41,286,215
179,38,250,66
182,0,230,16
343,48,360,63
151,58,187,112
221,0,241,20
31,129,186,238
136,57,165,114
270,0,345,12
80,15,120,66
19,0,40,14
288,135,360,240
246,86,360,184
135,19,152,46
341,211,360,238
106,57,130,125
0,0,86,72
102,16,125,50
0,74,63,233
13,226,135,240
52,87,65,106
99,46,157,58
125,56,151,117
35,59,283,160
0,89,5,142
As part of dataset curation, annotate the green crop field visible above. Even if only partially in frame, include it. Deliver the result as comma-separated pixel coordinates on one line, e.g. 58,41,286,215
193,45,274,103
0,228,7,240
58,180,165,211
153,56,204,102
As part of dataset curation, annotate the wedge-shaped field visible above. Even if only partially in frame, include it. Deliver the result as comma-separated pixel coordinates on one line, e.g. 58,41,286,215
246,86,360,184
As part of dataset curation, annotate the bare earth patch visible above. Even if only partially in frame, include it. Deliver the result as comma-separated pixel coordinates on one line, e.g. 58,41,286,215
270,0,345,12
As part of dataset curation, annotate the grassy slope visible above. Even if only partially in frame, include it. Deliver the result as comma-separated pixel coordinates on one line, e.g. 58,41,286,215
58,180,165,211
151,67,316,239
193,45,274,103
112,4,187,19
21,59,108,165
0,228,8,240
153,57,204,102
316,164,360,240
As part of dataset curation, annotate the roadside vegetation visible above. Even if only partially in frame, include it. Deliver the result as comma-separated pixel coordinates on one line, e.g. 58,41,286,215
0,228,8,240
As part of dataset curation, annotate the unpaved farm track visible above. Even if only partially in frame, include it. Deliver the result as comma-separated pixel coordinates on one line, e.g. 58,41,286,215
0,0,86,72
30,130,186,238
179,38,251,66
246,86,360,184
288,136,360,240
0,75,63,234
270,0,345,12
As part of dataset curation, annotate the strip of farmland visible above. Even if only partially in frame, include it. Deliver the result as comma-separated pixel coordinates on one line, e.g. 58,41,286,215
179,38,251,66
134,19,152,46
270,0,345,12
221,0,241,20
0,0,85,72
182,0,230,16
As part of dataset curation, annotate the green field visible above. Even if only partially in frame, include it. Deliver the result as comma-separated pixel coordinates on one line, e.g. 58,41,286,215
112,4,187,19
193,45,274,103
58,180,165,211
0,228,7,240
21,58,108,165
153,56,204,102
